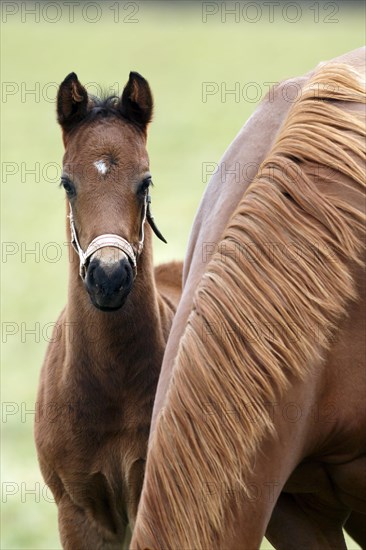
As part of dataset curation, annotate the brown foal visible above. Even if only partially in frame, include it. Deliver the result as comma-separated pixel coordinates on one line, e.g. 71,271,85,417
35,72,182,549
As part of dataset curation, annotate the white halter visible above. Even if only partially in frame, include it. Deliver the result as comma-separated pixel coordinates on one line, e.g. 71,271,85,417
68,196,148,280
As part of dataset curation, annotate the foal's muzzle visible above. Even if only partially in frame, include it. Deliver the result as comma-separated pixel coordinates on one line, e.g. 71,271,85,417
67,193,167,312
85,251,134,311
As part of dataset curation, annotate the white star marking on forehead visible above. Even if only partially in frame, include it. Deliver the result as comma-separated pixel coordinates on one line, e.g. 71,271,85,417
94,160,108,175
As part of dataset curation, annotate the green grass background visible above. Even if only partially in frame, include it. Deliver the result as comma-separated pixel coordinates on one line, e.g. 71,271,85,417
1,1,364,548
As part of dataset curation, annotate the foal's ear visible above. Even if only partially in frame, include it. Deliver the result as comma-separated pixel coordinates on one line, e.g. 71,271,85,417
57,72,88,132
119,72,153,130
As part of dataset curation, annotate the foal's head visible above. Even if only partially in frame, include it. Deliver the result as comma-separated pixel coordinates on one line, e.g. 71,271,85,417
57,72,164,311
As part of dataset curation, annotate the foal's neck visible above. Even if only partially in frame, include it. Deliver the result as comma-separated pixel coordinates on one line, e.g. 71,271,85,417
65,232,164,381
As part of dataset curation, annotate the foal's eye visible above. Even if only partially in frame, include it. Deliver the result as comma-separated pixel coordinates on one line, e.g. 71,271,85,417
138,177,152,196
60,177,76,198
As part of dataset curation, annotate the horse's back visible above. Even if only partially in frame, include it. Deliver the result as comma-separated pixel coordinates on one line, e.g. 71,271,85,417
322,45,366,74
154,261,183,310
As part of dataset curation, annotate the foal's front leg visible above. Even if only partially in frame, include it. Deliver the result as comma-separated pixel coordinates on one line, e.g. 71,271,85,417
58,492,126,550
125,457,146,527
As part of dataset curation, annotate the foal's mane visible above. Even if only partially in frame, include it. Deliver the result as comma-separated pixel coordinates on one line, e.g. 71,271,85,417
87,94,121,119
74,94,143,128
135,64,366,548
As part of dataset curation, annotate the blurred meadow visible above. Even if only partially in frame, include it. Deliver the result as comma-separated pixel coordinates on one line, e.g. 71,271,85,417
1,1,365,548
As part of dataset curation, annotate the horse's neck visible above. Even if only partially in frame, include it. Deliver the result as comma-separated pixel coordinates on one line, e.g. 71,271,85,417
64,235,165,382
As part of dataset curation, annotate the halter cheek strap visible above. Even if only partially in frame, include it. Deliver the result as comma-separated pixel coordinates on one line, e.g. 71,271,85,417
68,196,148,280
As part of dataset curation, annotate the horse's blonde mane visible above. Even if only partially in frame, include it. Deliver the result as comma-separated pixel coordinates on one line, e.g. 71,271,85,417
134,64,366,549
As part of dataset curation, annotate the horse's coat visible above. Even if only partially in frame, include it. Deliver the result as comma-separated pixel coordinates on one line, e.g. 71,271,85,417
131,48,366,550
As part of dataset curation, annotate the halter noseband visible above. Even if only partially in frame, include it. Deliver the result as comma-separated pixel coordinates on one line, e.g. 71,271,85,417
68,192,167,280
69,195,148,280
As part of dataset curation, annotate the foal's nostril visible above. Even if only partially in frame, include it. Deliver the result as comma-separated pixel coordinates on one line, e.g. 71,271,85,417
120,261,132,288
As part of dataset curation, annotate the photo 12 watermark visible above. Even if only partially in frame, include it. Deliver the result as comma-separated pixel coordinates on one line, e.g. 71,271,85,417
1,319,113,344
201,79,342,104
1,80,125,104
1,2,140,24
201,2,340,24
200,399,339,425
201,239,338,268
201,479,280,504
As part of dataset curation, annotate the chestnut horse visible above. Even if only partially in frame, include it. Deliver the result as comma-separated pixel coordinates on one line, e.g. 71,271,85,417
131,48,365,549
34,72,182,549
